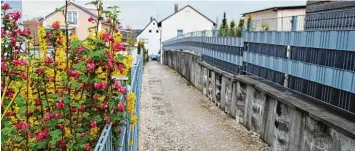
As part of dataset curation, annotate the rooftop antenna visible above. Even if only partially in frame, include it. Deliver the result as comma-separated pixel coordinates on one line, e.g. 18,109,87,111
156,9,159,20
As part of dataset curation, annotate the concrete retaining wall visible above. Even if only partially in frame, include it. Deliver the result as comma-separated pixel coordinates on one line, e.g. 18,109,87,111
163,50,355,151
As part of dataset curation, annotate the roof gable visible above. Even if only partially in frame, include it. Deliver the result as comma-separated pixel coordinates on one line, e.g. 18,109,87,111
40,2,98,21
158,5,216,27
137,19,159,37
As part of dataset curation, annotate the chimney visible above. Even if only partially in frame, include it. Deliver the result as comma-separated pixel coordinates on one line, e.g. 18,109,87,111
150,16,153,22
174,4,178,13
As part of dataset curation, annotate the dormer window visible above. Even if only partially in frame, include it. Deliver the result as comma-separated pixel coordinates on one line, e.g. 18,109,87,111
67,11,78,25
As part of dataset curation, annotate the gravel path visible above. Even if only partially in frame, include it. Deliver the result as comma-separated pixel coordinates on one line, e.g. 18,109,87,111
139,62,270,151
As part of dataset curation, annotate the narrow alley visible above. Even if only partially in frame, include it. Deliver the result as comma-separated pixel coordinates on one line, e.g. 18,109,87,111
139,62,269,151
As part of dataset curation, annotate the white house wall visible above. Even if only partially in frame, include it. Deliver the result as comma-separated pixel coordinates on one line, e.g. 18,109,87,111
161,6,215,42
277,8,306,31
137,20,161,56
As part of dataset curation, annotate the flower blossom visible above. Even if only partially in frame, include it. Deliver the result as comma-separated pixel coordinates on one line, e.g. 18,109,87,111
88,16,94,22
15,121,30,130
68,70,79,80
44,57,53,65
100,31,114,43
111,42,125,52
1,61,7,71
85,143,91,151
55,100,65,110
90,120,97,128
94,81,107,90
36,129,49,142
6,88,15,98
86,60,95,71
10,11,21,21
100,103,108,110
1,28,5,38
117,102,124,112
77,45,85,54
1,3,10,10
52,21,60,30
13,59,28,66
44,113,55,121
57,140,67,149
114,80,126,94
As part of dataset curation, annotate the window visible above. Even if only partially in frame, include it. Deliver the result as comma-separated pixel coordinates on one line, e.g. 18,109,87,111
67,11,78,25
177,29,183,37
156,30,159,33
153,23,155,25
149,30,152,33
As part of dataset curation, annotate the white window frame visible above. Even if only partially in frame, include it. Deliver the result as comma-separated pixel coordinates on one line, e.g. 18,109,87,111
67,10,79,26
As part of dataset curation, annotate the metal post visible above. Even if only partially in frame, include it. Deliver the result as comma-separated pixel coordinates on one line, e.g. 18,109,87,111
291,16,297,31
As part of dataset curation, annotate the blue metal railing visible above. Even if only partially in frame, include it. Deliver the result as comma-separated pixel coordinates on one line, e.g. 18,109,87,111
94,53,143,151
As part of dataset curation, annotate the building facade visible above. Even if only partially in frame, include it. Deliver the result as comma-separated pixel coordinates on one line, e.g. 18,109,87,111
159,4,216,63
40,2,110,40
242,5,306,31
136,18,160,56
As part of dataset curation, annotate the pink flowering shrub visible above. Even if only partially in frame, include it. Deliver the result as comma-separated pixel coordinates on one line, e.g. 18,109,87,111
1,0,133,150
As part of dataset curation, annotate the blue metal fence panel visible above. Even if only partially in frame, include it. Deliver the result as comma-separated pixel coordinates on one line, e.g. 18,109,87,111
94,53,143,151
245,31,355,51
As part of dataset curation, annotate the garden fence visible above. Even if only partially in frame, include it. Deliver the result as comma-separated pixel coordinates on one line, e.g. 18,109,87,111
94,52,143,151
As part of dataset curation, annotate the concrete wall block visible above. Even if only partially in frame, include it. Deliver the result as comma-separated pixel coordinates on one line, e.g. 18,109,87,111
203,67,208,96
221,77,227,109
231,81,238,119
249,90,266,134
273,101,292,150
301,116,333,151
236,82,247,125
288,107,304,151
330,129,355,151
215,74,222,105
245,85,255,130
224,79,232,115
262,97,277,146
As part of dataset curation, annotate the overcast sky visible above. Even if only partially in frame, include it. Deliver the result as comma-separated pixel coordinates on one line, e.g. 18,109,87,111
13,0,306,29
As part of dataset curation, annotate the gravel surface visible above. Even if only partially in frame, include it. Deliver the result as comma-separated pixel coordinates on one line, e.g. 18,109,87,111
139,62,270,151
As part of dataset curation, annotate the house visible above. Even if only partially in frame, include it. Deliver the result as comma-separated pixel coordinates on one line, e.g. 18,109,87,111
136,17,160,56
241,5,306,31
23,20,41,45
40,2,111,40
159,4,216,63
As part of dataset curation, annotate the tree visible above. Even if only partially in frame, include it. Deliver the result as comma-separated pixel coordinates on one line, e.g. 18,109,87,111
219,12,229,36
236,18,244,37
229,20,235,36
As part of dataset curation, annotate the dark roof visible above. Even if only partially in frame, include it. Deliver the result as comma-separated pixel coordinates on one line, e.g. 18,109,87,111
158,5,216,27
40,2,98,21
136,18,158,37
121,29,142,40
241,5,306,16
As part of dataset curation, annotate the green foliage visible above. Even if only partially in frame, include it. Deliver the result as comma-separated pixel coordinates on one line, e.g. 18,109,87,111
219,12,229,36
229,20,236,36
262,23,270,31
235,19,244,37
